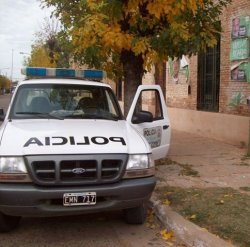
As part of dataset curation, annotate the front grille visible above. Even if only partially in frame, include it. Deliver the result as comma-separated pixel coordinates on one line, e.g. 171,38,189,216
60,160,97,181
102,160,121,179
32,161,56,181
25,154,127,186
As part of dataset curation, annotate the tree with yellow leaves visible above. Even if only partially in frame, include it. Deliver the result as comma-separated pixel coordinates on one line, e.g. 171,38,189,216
0,75,11,93
25,18,72,69
42,0,231,115
24,44,56,68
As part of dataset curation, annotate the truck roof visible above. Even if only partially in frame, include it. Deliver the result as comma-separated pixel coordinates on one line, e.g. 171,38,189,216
18,78,111,88
19,67,110,88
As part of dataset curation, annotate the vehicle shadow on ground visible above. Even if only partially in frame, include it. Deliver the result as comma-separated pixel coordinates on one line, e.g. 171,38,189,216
0,211,182,247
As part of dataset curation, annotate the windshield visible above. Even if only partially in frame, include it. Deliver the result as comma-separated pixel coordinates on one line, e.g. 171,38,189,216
10,83,123,120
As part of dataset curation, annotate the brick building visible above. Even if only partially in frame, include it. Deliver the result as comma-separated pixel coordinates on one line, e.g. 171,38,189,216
148,0,250,147
116,0,249,146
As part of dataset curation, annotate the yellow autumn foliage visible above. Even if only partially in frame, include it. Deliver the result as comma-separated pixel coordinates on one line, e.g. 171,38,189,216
29,45,56,68
68,0,220,65
102,24,132,51
160,229,174,241
42,0,230,78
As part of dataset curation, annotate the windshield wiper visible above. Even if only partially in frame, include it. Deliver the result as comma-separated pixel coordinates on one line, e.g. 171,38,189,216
15,112,64,120
64,113,119,121
94,115,119,121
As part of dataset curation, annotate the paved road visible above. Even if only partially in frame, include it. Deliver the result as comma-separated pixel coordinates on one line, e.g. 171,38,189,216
0,212,178,247
0,94,184,247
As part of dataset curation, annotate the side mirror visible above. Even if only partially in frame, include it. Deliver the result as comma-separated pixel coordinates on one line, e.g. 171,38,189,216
132,110,153,124
0,109,5,121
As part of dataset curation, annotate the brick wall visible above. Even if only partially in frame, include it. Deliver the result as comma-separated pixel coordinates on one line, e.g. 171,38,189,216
164,0,250,116
220,0,250,116
165,56,198,110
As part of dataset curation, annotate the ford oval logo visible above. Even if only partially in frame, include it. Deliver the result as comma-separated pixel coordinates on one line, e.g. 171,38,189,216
72,168,86,174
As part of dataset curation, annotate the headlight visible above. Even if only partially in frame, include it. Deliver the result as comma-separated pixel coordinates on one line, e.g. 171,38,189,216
123,154,155,178
0,157,31,182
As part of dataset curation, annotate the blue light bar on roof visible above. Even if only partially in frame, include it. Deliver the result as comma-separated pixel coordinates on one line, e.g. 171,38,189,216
21,67,105,81
26,67,46,76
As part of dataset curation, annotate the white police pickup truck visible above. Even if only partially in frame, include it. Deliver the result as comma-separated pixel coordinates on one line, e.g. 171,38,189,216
0,67,171,232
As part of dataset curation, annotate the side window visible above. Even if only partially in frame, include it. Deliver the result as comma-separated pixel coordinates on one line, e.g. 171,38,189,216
134,90,163,121
14,90,29,112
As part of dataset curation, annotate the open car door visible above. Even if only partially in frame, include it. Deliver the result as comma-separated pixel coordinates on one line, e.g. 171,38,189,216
127,85,171,160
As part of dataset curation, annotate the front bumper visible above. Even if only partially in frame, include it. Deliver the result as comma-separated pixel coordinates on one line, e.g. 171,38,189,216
0,177,156,217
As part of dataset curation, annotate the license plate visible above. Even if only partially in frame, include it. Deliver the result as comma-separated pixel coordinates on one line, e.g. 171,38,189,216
63,192,96,206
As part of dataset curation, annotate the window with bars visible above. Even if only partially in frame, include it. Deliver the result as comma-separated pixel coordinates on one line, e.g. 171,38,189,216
197,40,220,112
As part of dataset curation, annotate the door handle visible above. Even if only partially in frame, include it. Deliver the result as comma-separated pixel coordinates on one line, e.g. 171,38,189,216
163,125,169,130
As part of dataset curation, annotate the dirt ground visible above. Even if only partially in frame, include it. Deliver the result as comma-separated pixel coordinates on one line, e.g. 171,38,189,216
153,130,250,246
155,130,250,192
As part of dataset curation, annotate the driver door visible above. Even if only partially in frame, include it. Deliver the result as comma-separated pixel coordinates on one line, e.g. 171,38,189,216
127,85,171,160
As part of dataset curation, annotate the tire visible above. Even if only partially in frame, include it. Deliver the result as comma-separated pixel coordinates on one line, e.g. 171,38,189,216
0,212,21,232
123,204,146,224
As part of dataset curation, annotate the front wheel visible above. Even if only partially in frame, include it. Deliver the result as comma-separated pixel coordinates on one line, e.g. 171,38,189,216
123,204,146,224
0,212,21,232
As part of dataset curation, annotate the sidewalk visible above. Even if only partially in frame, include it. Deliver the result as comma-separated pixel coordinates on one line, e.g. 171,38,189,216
152,129,250,247
157,130,250,190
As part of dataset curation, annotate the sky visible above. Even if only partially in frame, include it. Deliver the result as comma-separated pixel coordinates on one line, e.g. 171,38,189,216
0,0,53,81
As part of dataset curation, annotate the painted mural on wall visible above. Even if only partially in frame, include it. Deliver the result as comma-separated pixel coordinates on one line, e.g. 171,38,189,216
168,55,190,84
231,16,250,39
231,62,249,81
230,16,250,83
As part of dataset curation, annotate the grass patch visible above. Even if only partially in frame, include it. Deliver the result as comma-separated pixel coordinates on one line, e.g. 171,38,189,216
239,162,250,166
178,164,199,177
155,158,199,177
240,187,250,192
155,157,178,166
155,186,250,247
241,155,250,161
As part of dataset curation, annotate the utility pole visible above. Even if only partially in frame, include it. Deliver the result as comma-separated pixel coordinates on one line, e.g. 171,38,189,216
10,49,14,90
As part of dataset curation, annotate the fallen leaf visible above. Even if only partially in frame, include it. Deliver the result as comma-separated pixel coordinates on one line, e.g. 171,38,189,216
189,214,196,220
147,207,154,216
146,222,156,229
150,224,156,229
201,227,208,232
160,230,174,240
146,208,154,223
166,242,174,246
163,199,171,205
164,192,173,196
224,194,233,198
216,200,224,205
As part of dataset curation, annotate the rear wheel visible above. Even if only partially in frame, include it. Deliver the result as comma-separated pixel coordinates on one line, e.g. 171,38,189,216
123,204,146,224
0,212,21,232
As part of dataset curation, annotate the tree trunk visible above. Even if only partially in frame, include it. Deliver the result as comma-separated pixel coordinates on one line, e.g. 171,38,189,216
121,50,144,116
155,62,166,99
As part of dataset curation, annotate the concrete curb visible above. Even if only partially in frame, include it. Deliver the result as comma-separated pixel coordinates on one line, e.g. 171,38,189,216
150,194,236,247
